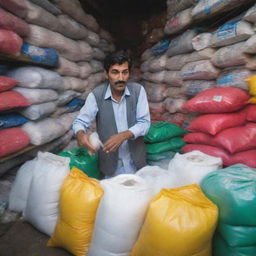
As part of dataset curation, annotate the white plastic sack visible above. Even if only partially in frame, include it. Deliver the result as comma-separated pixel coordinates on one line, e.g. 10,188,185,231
78,61,93,79
24,152,70,236
166,0,198,18
244,4,256,23
7,66,63,89
140,58,152,72
166,48,215,71
8,159,37,213
136,165,178,195
192,0,242,20
86,30,100,46
143,82,167,102
182,80,216,96
89,132,102,153
25,1,60,33
148,54,167,72
22,117,68,145
211,42,252,68
87,73,105,88
216,68,254,90
88,174,152,256
58,112,78,131
166,30,196,57
58,14,88,40
164,7,193,35
163,86,185,98
19,102,57,120
90,60,104,73
141,48,153,62
168,150,222,186
142,71,165,84
192,33,213,51
211,20,254,48
29,0,61,15
164,97,187,113
181,60,220,80
56,90,81,106
13,87,58,104
164,71,184,86
77,41,93,61
55,57,80,77
244,35,256,54
92,47,105,60
62,77,88,92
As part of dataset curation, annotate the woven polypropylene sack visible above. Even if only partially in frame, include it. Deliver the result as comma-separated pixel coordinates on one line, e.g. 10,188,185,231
244,4,256,23
0,29,22,55
183,80,216,96
0,114,28,129
24,152,70,236
0,76,18,92
0,0,27,18
48,167,103,256
131,185,218,256
183,132,219,147
182,87,249,113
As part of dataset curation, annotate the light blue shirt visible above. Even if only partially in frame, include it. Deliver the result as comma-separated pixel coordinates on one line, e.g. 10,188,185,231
72,84,150,177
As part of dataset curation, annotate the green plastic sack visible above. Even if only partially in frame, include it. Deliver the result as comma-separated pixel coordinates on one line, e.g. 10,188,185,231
218,222,256,247
59,147,100,179
214,233,256,256
144,122,187,143
146,151,177,161
146,137,185,154
200,164,256,226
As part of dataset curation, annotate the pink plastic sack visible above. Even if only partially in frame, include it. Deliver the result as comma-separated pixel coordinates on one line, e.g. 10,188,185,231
0,91,31,111
0,29,22,55
0,7,29,36
214,123,256,154
182,144,230,166
188,112,246,135
182,87,249,113
228,150,256,168
0,127,30,157
0,76,18,92
0,0,27,18
183,132,219,147
243,105,256,122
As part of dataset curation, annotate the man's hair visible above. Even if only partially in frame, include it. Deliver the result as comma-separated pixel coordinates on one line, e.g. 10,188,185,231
103,50,132,72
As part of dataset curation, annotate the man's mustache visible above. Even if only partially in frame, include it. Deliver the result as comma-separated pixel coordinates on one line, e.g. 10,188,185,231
114,81,126,85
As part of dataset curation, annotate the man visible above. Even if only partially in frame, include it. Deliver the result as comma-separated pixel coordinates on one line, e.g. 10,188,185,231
72,50,150,178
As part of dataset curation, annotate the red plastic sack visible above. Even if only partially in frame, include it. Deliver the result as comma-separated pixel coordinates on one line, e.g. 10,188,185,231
0,7,29,36
0,127,30,157
243,105,256,122
182,144,230,166
0,29,22,55
228,150,256,168
215,123,256,154
0,0,27,18
188,112,246,135
182,87,249,114
183,132,219,147
0,91,31,111
0,76,18,92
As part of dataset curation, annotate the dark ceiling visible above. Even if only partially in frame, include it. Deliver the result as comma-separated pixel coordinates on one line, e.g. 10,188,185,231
80,0,167,51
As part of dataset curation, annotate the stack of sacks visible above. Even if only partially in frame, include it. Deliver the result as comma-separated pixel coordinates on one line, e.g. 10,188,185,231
168,150,222,186
144,122,187,169
0,76,31,158
9,152,70,236
181,87,256,167
131,184,218,256
201,164,256,256
88,174,152,256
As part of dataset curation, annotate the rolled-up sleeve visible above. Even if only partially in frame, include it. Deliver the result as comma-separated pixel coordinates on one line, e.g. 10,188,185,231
72,93,98,135
129,86,151,139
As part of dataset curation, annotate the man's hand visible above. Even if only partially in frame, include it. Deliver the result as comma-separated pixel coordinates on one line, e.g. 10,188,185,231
76,130,96,154
103,131,134,153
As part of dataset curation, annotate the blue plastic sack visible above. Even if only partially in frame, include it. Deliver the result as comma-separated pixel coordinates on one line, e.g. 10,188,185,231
0,65,10,75
0,113,28,129
21,43,59,68
65,98,85,112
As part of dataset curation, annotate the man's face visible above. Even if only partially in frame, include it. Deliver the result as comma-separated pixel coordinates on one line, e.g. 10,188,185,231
105,61,130,93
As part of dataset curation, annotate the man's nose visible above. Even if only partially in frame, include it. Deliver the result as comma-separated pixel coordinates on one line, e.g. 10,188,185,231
118,73,124,80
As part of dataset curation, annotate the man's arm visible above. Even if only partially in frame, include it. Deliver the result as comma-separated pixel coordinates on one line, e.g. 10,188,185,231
72,93,98,153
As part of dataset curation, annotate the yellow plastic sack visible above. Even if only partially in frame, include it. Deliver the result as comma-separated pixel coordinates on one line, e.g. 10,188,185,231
47,167,103,256
131,184,218,256
246,75,256,96
248,97,256,104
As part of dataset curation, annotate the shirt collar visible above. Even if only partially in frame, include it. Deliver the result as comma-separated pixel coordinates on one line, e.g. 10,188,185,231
104,83,130,100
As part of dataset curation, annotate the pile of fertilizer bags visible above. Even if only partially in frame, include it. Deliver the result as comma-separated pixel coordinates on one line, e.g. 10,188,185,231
6,124,256,256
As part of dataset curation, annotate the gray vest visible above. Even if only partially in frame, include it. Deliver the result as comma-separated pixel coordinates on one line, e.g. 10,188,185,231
92,82,147,176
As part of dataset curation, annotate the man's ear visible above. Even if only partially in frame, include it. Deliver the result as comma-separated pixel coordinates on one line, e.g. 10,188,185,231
104,70,108,80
